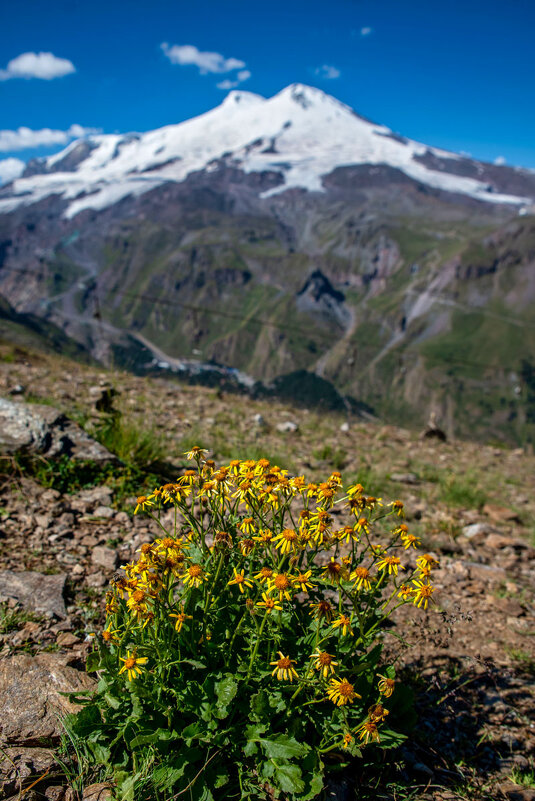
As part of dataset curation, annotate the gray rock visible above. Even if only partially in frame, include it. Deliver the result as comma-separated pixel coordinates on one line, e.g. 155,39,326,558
390,472,419,484
0,747,56,797
0,398,116,463
92,505,115,519
0,570,67,619
276,420,299,433
91,546,118,570
82,785,112,801
0,653,94,744
462,522,499,541
70,485,114,512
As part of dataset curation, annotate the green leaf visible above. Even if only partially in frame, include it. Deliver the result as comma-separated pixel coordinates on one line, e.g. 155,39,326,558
129,727,177,748
215,676,238,707
153,759,189,790
244,722,267,756
273,763,304,795
213,771,229,788
214,675,238,718
86,650,101,673
181,659,207,670
250,689,269,720
104,692,121,710
259,734,309,760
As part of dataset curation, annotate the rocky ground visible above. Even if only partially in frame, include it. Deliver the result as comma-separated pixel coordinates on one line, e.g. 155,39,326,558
0,343,534,800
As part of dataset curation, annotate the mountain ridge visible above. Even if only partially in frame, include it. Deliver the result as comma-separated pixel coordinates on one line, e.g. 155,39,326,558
2,83,535,218
0,84,534,444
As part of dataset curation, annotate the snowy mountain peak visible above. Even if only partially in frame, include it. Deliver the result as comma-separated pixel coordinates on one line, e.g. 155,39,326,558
221,89,266,108
0,83,532,218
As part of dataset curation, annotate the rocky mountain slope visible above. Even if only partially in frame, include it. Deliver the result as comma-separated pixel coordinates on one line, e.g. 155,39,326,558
1,85,535,444
0,345,534,800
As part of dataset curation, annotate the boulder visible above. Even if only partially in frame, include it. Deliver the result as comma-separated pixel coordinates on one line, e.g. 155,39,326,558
0,747,56,797
0,571,67,619
0,653,95,744
0,398,116,463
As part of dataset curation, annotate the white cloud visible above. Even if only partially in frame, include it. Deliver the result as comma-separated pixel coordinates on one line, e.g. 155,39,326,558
161,43,245,74
315,64,341,80
0,157,25,184
0,51,75,81
217,79,238,90
360,27,372,36
216,69,251,90
494,155,506,166
0,124,98,153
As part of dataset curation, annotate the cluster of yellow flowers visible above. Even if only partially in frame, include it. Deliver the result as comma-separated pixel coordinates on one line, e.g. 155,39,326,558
102,448,439,748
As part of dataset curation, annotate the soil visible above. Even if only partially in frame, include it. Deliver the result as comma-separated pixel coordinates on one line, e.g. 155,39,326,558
0,346,533,800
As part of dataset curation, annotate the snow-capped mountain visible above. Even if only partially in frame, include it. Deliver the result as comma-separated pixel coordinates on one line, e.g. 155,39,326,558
1,83,534,219
1,83,535,445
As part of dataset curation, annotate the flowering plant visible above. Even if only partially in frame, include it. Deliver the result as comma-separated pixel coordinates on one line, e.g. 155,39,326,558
67,449,437,800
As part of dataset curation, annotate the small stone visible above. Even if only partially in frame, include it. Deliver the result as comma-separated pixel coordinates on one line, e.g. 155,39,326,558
82,784,113,801
71,564,85,577
390,472,419,484
462,522,498,542
485,533,529,550
91,546,118,570
41,489,61,503
85,572,107,588
56,632,81,647
92,506,115,519
276,421,299,433
483,503,522,524
34,513,52,529
339,421,350,433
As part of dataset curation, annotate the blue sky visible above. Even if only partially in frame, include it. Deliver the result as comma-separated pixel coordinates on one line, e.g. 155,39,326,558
1,0,534,181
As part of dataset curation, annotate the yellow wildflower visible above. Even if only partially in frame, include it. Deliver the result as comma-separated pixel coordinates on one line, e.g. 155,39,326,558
321,558,346,584
398,584,414,601
134,496,153,515
227,569,254,594
377,675,395,697
310,650,338,679
342,733,354,749
169,609,193,632
118,651,148,681
239,517,256,535
331,614,354,637
184,446,208,460
368,703,389,723
357,720,380,744
309,600,334,622
272,528,299,555
416,553,439,570
351,566,372,591
411,579,435,609
255,592,282,614
270,652,298,682
291,570,315,592
376,555,403,576
389,499,404,517
182,563,209,589
326,678,360,706
254,566,273,584
269,573,293,601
